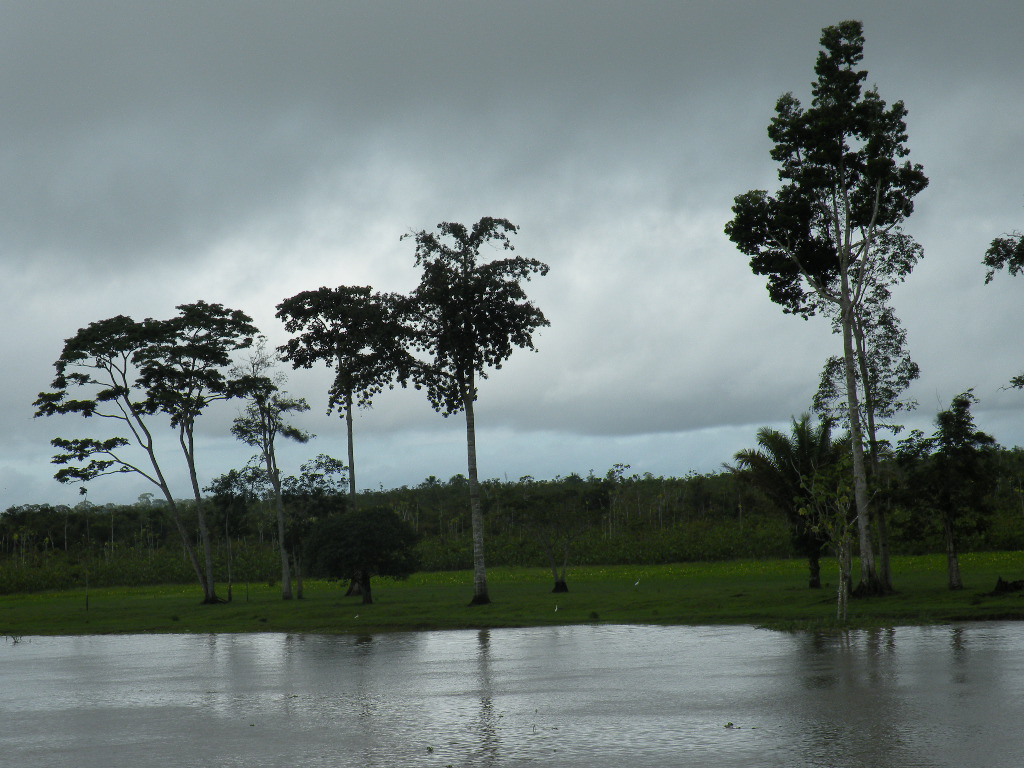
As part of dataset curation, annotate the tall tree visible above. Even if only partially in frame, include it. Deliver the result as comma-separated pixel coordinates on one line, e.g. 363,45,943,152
983,230,1024,389
137,301,257,602
731,414,848,588
231,340,313,600
34,302,257,603
276,286,410,508
405,217,549,605
725,20,928,594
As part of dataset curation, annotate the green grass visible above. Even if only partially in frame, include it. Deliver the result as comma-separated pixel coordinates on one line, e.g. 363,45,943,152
2,553,1023,636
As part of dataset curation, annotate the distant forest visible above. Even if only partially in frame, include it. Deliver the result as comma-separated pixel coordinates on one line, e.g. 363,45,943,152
4,447,1024,595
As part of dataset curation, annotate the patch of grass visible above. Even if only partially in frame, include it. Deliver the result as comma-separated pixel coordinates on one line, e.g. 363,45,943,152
0,554,1022,635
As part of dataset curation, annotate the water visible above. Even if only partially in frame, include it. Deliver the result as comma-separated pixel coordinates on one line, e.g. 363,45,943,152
2,623,1022,767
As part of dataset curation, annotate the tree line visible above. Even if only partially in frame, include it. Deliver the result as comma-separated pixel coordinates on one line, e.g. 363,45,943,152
4,442,1024,598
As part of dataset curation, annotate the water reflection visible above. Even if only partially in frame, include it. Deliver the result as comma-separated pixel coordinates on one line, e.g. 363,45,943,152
474,629,499,767
2,624,1023,767
788,628,917,768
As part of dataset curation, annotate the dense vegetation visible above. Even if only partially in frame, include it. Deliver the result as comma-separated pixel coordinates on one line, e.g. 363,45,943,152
4,448,1024,597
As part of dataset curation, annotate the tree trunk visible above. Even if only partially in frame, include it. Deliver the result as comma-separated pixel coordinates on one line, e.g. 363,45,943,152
155,467,207,598
225,513,233,603
345,386,357,510
464,376,491,606
557,540,572,593
542,539,568,592
875,502,893,591
943,515,964,590
840,290,882,595
182,427,219,603
837,540,851,622
854,319,894,592
196,510,218,603
292,549,304,599
271,474,292,600
163,498,207,596
808,550,822,589
359,569,373,605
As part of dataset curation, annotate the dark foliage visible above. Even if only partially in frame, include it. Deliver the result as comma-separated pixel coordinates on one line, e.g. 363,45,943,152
305,507,418,604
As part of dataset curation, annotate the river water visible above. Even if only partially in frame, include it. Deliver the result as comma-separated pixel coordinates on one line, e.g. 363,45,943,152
2,623,1022,767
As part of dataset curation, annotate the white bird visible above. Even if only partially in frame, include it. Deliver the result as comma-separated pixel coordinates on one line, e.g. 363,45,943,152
634,579,641,589
554,604,559,612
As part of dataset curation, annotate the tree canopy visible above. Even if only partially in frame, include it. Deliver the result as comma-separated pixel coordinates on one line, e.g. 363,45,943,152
982,230,1024,389
277,285,411,503
405,218,549,415
231,340,313,599
305,507,418,604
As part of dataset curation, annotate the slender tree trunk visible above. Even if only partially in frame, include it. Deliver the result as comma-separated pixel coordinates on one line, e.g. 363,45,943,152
360,569,373,605
293,549,304,599
840,290,881,595
545,543,559,586
345,387,356,509
261,423,293,600
542,537,568,592
225,511,233,603
875,502,893,590
341,387,364,597
272,478,292,600
837,538,851,622
854,318,894,591
464,374,491,606
183,428,219,603
558,539,572,593
808,548,822,589
196,505,218,603
146,440,207,597
162,492,208,598
943,515,963,590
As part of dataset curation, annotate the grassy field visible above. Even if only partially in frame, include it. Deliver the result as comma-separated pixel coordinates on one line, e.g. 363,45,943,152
2,552,1024,636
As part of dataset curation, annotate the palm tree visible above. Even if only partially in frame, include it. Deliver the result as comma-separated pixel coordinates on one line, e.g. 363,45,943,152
731,413,848,588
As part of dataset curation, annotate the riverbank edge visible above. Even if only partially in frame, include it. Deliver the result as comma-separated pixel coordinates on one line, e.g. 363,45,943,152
2,555,1024,636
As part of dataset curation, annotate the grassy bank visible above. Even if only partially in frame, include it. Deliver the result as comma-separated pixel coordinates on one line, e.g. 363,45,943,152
2,553,1023,636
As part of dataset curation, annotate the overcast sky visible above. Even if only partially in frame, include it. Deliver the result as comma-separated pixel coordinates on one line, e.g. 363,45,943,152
2,0,1022,508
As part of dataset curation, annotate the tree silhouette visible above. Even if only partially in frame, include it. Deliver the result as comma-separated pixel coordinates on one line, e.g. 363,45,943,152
35,302,257,603
983,230,1024,389
726,20,927,594
405,217,549,605
231,340,312,600
277,286,411,508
